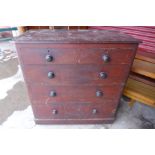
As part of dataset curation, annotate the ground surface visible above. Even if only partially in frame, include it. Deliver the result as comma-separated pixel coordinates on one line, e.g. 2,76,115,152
0,42,155,129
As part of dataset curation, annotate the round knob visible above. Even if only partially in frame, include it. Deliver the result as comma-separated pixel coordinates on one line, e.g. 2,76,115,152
50,91,57,97
45,55,53,62
99,72,107,79
52,109,58,115
96,91,103,97
92,109,97,114
102,54,110,63
48,71,55,79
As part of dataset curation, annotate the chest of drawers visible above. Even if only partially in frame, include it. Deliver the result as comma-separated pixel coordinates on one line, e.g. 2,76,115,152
14,30,140,124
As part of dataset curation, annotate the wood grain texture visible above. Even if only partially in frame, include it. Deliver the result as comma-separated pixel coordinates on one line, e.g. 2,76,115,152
32,101,117,119
19,47,135,65
132,59,155,79
136,50,155,64
28,85,123,104
14,30,139,124
129,72,155,87
23,64,130,86
124,78,155,107
14,29,141,43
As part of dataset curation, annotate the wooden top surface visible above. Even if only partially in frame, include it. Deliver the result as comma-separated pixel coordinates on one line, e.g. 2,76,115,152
14,29,141,44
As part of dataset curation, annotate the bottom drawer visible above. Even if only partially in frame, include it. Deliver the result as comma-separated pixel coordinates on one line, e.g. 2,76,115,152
31,101,118,120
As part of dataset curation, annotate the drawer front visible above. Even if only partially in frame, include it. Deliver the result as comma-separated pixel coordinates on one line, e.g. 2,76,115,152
32,102,117,119
23,64,129,85
19,47,134,65
28,85,123,104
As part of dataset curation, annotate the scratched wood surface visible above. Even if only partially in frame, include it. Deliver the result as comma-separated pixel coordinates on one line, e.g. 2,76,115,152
14,29,141,43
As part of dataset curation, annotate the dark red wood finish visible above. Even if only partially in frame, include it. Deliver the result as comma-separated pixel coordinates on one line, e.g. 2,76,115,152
18,47,135,65
31,101,117,119
14,30,140,124
14,29,141,44
28,85,123,104
23,64,130,85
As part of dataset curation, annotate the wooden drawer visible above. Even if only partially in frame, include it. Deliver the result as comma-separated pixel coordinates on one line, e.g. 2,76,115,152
32,102,117,120
23,64,129,85
19,47,134,65
28,85,123,104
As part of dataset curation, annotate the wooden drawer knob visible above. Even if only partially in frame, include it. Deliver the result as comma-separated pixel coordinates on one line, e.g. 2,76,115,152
48,71,55,79
99,72,107,79
92,109,97,114
45,54,53,62
96,91,103,97
50,91,57,97
102,54,110,62
52,109,58,115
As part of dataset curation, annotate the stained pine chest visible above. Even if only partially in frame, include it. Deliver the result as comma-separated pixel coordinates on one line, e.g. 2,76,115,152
14,29,140,124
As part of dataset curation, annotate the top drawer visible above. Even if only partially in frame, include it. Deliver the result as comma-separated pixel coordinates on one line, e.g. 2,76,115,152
18,46,135,65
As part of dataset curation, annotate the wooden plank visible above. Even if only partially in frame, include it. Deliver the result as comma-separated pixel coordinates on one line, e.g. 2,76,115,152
129,72,155,87
124,78,155,107
131,58,155,79
136,50,155,64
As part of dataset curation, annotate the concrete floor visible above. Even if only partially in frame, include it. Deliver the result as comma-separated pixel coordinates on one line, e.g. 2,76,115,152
0,41,155,129
0,42,30,124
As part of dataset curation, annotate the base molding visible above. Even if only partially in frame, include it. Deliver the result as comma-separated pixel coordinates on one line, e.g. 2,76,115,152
34,117,115,124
